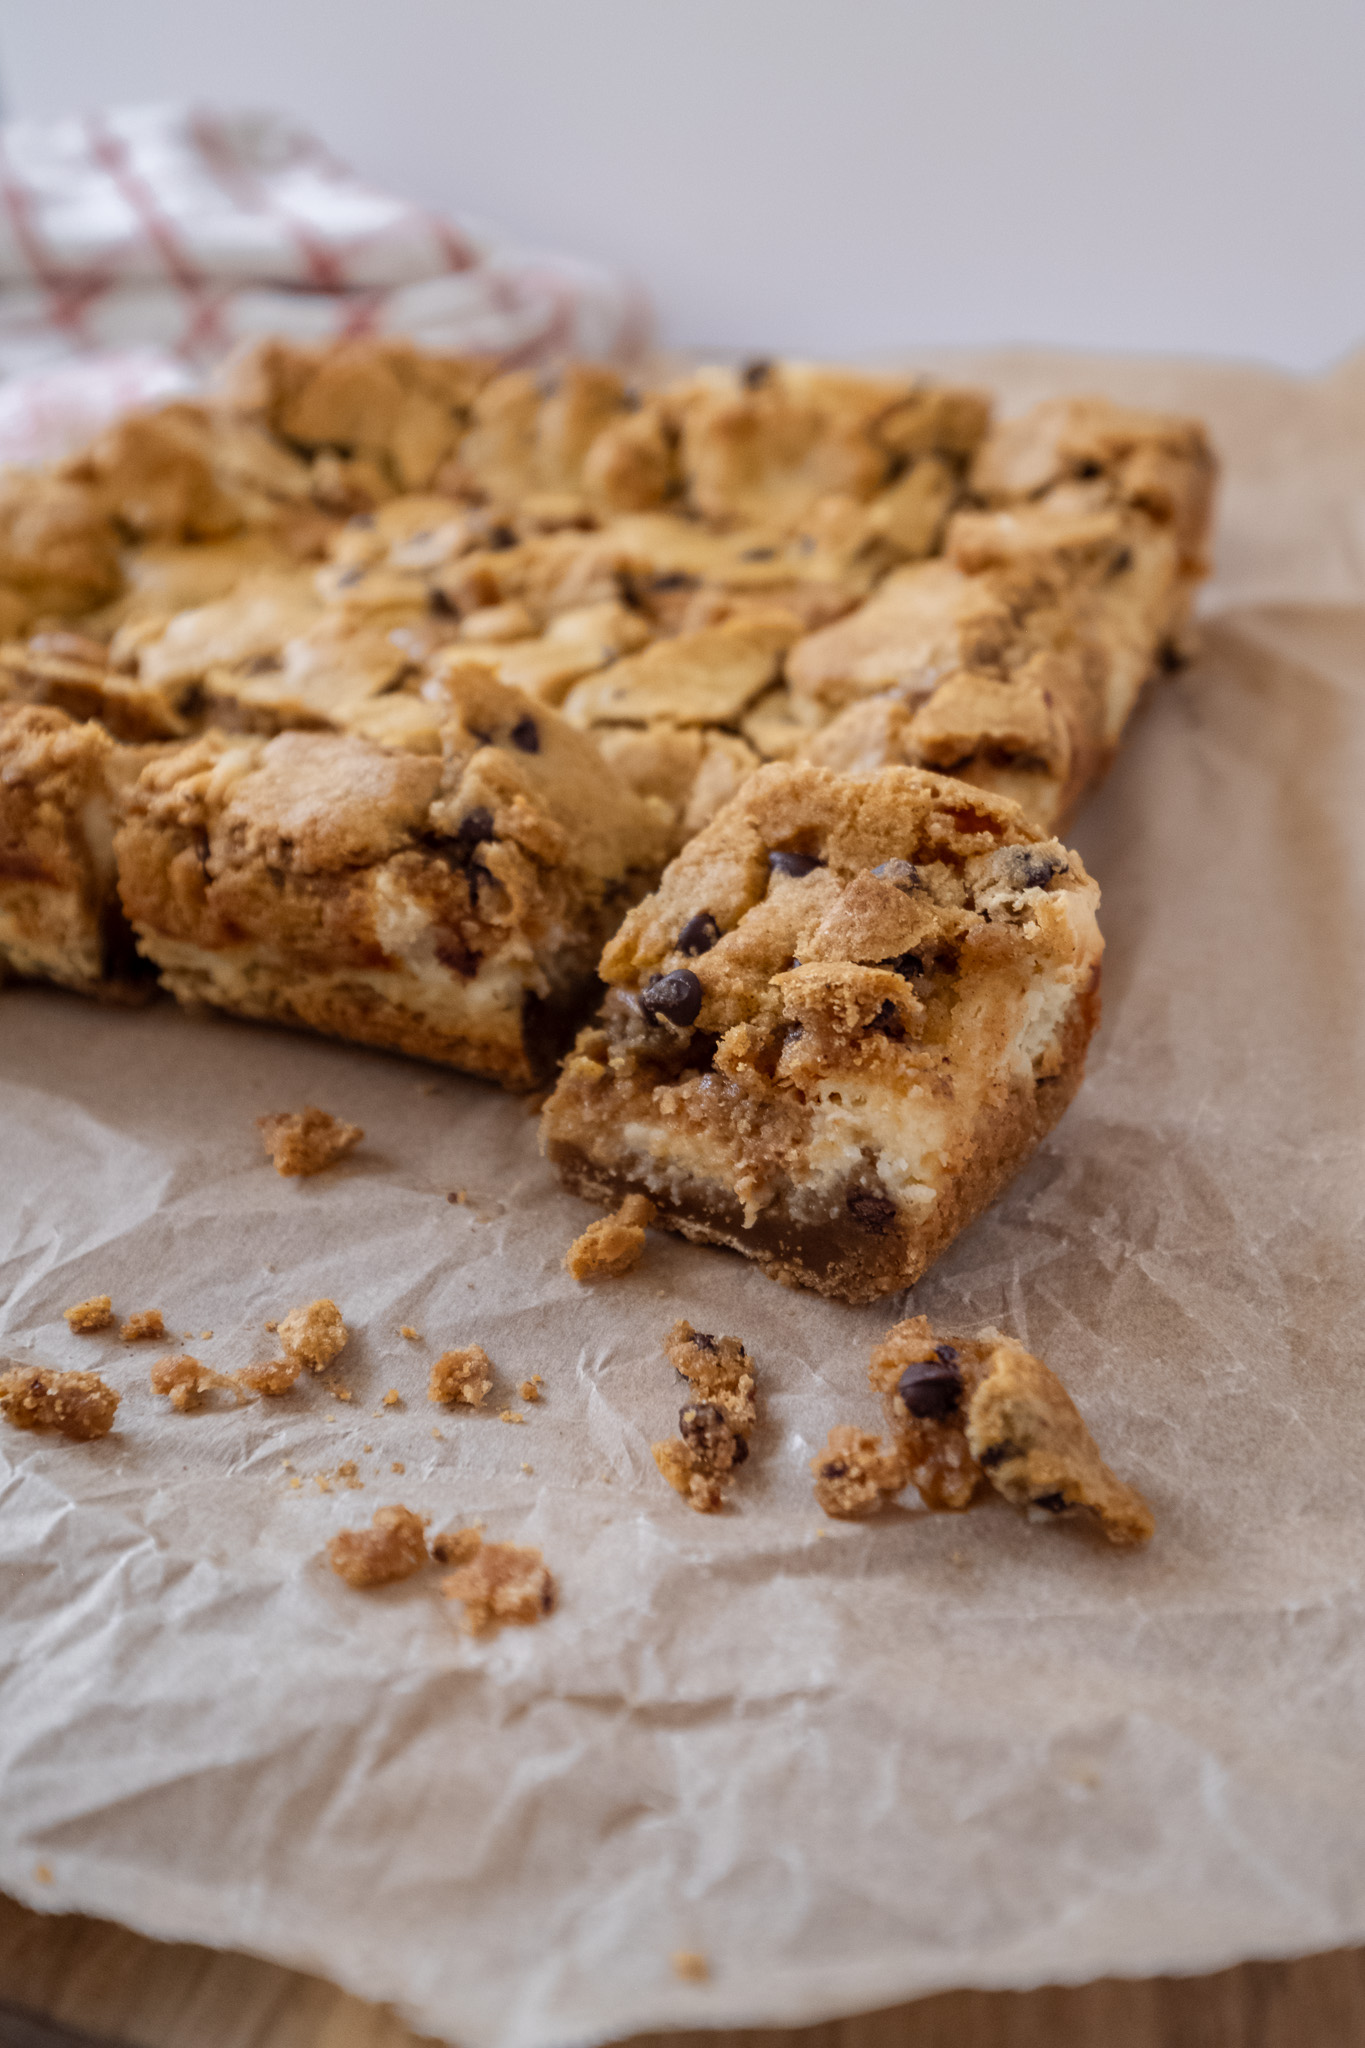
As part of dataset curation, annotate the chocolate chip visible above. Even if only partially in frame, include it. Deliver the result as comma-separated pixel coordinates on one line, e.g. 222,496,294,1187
847,1186,897,1234
677,910,719,956
679,1400,730,1450
872,859,925,895
978,1441,1017,1469
509,715,539,753
730,1434,748,1465
741,358,772,389
244,653,282,674
888,951,924,981
896,1354,963,1420
1108,545,1133,577
820,1458,848,1479
768,850,821,879
1158,638,1185,673
690,1331,718,1351
869,1000,904,1042
429,588,457,617
1033,1491,1070,1513
1074,460,1103,479
486,525,517,551
650,571,696,592
639,968,703,1028
1014,849,1064,890
456,807,495,851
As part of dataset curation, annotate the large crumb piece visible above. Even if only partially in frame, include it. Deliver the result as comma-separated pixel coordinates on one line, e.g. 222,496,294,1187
672,1951,710,1983
119,1309,166,1343
652,1320,756,1514
663,1320,756,1431
257,1106,364,1177
563,1195,656,1280
439,1529,555,1635
429,1345,494,1408
327,1504,429,1588
277,1298,348,1372
840,1314,1156,1546
149,1354,246,1413
810,1424,910,1519
63,1296,112,1334
234,1358,303,1397
0,1365,119,1441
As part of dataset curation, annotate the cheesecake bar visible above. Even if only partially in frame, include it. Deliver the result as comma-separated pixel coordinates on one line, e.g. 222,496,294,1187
115,668,672,1087
0,702,151,997
541,761,1102,1302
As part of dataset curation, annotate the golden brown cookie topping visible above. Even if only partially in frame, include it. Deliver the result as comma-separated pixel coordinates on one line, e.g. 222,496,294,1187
563,1194,656,1280
429,1345,494,1408
328,1505,429,1588
256,1106,364,1177
62,1296,113,1334
0,1365,119,1440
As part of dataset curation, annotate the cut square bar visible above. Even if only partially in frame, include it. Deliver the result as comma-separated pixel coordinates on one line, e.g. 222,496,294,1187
542,761,1101,1301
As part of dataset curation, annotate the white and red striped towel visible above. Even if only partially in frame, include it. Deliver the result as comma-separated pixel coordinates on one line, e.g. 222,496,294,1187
0,102,650,463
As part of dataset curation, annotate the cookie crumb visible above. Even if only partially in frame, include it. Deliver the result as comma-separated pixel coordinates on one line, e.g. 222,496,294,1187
328,1505,428,1588
430,1525,483,1567
446,1190,467,1205
235,1358,301,1397
437,1530,555,1635
63,1296,112,1334
431,1426,444,1439
33,1864,52,1886
564,1195,656,1281
429,1346,494,1408
149,1354,246,1413
672,1951,709,1982
391,1461,405,1474
328,1385,352,1402
0,1365,119,1440
119,1309,166,1343
264,1320,278,1332
399,1325,421,1340
278,1299,348,1372
519,1376,544,1403
500,1409,525,1426
336,1460,363,1489
520,1462,533,1474
382,1388,402,1407
200,1330,213,1340
257,1105,363,1177
653,1322,757,1514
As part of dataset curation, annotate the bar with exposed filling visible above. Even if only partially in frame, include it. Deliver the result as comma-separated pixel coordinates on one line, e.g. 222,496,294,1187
541,760,1102,1302
113,668,672,1087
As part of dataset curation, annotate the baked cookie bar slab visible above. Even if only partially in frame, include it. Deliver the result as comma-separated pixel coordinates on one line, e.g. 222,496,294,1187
542,762,1102,1303
114,671,671,1089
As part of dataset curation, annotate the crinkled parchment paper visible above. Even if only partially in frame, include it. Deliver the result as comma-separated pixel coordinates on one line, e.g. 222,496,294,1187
4,346,1365,2048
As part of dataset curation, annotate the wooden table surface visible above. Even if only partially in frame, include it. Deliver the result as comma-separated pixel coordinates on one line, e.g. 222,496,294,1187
2,1895,1364,2048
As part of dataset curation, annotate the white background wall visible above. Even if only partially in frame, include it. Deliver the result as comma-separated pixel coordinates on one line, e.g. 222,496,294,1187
3,0,1363,370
